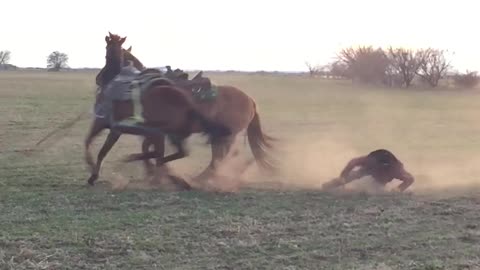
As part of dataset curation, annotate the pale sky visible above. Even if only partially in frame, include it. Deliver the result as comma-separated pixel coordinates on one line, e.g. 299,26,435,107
2,0,479,72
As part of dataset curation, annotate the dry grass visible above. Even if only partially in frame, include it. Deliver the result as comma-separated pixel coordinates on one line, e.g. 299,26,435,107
1,70,480,269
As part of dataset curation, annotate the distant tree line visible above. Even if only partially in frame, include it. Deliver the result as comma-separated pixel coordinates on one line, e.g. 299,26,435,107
0,50,69,72
1,45,478,89
307,46,479,89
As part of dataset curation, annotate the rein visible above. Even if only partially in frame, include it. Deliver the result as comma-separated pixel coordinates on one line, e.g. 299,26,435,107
32,110,90,148
32,85,104,150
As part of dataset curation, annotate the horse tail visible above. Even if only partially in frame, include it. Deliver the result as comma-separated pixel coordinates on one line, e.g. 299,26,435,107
247,101,277,173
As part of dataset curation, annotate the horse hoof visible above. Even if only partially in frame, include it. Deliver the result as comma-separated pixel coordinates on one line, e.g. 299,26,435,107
87,175,98,186
168,175,192,191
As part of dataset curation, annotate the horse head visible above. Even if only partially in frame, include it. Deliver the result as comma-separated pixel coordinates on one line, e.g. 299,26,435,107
105,32,126,66
122,45,146,71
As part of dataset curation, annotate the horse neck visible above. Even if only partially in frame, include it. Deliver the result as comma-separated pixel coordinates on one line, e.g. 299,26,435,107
95,68,105,86
98,57,122,87
125,52,146,71
133,59,146,71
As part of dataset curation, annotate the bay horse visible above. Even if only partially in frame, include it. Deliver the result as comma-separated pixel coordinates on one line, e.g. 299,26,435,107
84,32,231,186
120,49,278,182
85,32,277,186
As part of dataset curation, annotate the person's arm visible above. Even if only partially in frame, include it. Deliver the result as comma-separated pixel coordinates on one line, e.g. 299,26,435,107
322,156,367,190
394,164,415,192
340,156,367,178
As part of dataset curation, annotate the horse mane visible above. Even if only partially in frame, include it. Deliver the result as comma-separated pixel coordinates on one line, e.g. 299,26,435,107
123,49,146,71
95,68,105,87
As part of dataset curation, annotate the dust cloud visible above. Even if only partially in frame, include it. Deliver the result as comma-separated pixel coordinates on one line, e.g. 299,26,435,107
228,132,480,195
106,132,480,197
272,137,480,196
409,156,480,196
105,135,255,193
275,134,360,190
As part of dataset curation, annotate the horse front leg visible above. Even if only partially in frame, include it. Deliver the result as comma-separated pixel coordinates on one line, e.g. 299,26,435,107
141,138,155,176
157,136,191,190
87,130,121,186
148,135,172,185
85,117,107,178
139,135,188,165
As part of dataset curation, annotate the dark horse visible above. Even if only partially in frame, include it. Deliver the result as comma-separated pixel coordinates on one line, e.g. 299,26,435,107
84,33,142,185
84,32,231,186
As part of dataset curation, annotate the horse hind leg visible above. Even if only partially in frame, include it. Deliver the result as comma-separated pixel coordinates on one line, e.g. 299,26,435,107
193,134,236,183
212,135,254,179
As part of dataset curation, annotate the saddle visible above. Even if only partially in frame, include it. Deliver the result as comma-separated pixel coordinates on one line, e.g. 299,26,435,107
145,66,217,102
98,69,171,136
98,65,217,117
96,65,217,136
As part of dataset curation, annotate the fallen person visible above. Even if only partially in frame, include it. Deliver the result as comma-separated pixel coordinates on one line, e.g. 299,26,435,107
322,149,414,192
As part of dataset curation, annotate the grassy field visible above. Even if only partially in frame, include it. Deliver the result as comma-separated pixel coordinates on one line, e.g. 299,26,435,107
1,70,480,269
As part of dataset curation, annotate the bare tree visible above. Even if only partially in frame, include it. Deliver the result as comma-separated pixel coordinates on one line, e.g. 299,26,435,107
305,61,319,77
383,62,403,88
416,48,451,87
317,65,332,77
0,50,11,65
328,60,350,79
387,47,421,88
453,70,479,89
47,51,69,71
337,46,390,85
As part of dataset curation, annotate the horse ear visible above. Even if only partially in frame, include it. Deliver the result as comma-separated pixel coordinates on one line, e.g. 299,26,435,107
120,37,127,45
108,32,113,37
105,36,110,43
127,46,132,52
